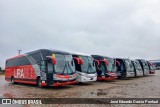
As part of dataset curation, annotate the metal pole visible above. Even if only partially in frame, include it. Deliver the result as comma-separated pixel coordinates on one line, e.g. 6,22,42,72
17,49,22,55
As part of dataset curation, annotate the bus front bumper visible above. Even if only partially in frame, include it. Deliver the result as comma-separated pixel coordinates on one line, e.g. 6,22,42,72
53,80,77,86
150,71,155,74
78,76,97,83
126,72,135,77
97,76,118,81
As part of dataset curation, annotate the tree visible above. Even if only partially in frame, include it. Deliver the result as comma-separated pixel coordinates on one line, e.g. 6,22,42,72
0,67,1,72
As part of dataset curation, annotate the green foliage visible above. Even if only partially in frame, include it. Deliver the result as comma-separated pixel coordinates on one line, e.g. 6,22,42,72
0,67,4,72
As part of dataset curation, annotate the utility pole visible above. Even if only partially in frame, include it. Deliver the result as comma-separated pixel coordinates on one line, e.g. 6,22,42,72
17,49,22,55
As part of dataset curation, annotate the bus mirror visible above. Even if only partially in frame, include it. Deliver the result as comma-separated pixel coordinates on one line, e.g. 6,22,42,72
99,60,108,66
46,56,56,65
79,58,84,65
51,57,56,65
104,60,109,66
94,59,100,66
73,57,80,64
115,60,120,66
73,57,84,65
149,63,152,66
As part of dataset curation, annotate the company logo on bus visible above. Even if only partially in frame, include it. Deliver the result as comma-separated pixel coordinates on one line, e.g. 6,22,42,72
14,67,36,79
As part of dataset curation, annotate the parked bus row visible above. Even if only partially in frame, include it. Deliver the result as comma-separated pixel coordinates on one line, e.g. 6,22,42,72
5,49,156,87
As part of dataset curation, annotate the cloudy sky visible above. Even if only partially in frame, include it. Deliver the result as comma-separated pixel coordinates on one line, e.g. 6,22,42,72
0,0,160,68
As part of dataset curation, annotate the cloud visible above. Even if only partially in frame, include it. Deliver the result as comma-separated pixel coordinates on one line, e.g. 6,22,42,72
0,0,160,68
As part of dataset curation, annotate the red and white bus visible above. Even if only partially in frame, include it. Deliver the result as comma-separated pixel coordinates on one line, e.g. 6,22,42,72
5,49,76,87
91,55,118,81
146,61,156,74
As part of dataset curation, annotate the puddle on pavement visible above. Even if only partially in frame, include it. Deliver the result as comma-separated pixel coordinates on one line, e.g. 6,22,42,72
96,92,107,96
90,91,107,96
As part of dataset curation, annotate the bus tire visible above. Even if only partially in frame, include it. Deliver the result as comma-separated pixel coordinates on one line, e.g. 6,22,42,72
37,77,43,88
142,71,144,76
11,77,15,84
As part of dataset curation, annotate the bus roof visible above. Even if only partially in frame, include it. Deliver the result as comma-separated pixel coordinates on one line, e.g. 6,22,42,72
26,49,71,55
6,54,25,61
136,59,147,62
72,52,91,57
92,55,112,60
115,58,131,61
132,59,139,62
6,49,71,61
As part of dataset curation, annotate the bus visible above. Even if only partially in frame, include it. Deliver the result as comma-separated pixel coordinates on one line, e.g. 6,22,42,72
146,61,155,74
5,49,76,87
91,55,118,81
136,59,149,76
150,61,160,70
131,60,143,77
72,53,97,83
136,59,150,76
115,58,135,78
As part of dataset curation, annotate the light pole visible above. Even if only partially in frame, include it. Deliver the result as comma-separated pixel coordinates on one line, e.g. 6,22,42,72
17,49,22,55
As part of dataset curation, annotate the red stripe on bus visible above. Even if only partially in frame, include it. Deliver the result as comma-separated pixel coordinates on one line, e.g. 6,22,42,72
41,83,47,86
55,74,70,79
53,80,76,86
14,80,36,84
97,76,118,81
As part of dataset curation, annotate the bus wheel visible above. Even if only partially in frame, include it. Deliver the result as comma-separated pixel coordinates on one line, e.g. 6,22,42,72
11,77,15,84
37,78,43,88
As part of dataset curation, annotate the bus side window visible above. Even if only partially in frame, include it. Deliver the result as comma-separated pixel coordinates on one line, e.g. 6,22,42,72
30,52,42,64
40,61,46,72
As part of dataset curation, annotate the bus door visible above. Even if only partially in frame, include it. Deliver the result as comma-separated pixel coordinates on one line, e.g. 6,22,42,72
40,60,47,83
46,60,54,85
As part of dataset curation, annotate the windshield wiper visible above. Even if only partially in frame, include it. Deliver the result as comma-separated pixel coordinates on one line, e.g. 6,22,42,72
61,62,66,75
67,61,74,74
87,62,95,73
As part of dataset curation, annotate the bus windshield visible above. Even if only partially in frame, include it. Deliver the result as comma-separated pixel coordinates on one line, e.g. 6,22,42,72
134,61,142,70
80,56,96,74
149,63,154,70
143,62,149,69
105,58,117,72
54,54,75,74
64,55,75,74
124,59,134,72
